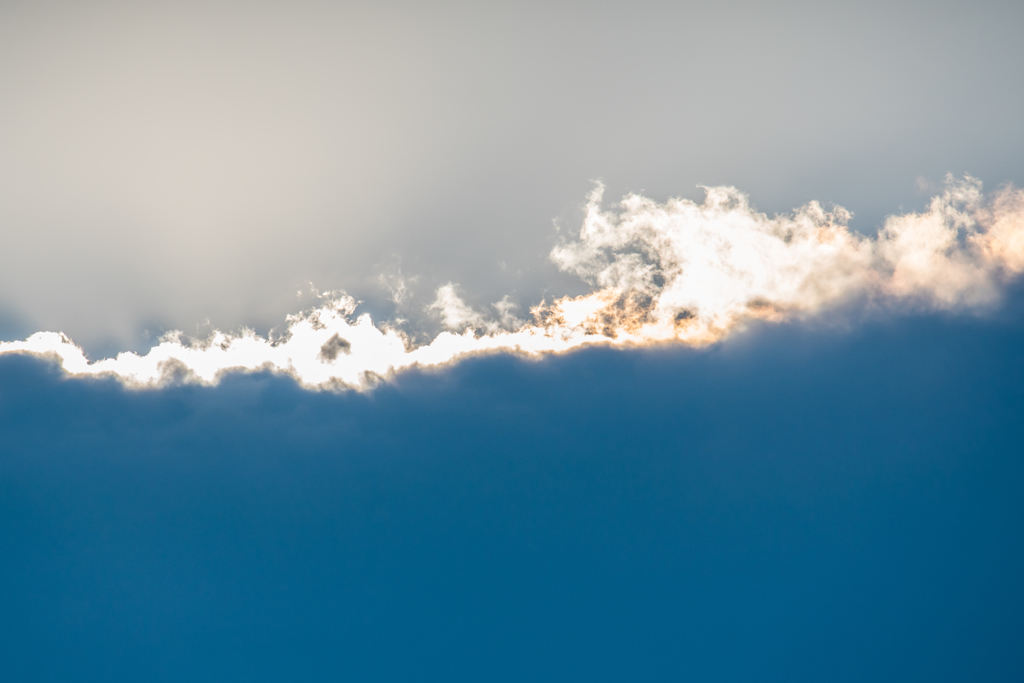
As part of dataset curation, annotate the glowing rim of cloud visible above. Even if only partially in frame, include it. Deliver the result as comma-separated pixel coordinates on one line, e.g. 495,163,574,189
2,175,1023,391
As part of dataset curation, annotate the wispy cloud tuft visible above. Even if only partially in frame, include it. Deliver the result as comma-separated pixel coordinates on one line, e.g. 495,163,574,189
429,283,488,332
3,176,1023,391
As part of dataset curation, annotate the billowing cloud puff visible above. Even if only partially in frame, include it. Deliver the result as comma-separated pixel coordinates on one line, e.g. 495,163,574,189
3,176,1023,391
549,175,1024,344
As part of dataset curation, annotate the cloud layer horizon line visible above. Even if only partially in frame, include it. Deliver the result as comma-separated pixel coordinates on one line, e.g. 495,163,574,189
3,175,1023,391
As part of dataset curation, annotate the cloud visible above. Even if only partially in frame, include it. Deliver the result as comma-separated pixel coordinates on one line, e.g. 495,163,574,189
549,175,1024,343
3,176,1023,391
318,334,352,362
430,283,488,331
379,269,415,306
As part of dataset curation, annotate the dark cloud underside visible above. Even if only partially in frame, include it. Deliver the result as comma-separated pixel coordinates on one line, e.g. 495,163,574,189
2,302,1023,681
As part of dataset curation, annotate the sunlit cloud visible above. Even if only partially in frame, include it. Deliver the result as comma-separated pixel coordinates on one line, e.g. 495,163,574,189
3,175,1023,391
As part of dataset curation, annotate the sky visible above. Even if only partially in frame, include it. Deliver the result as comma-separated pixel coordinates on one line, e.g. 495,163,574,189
1,0,1024,680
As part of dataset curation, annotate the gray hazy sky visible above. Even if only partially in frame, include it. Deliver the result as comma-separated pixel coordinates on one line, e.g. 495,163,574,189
1,0,1022,354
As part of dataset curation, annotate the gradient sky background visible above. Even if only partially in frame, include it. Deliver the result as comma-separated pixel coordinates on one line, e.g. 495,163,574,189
2,0,1023,352
2,0,1024,680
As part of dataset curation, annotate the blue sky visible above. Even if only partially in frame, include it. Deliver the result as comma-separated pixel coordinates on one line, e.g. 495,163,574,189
1,1,1023,680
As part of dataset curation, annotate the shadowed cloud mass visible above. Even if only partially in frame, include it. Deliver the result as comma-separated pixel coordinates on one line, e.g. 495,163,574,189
3,306,1024,680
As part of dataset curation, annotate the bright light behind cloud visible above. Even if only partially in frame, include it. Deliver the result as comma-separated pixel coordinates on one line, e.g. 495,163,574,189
3,176,1023,391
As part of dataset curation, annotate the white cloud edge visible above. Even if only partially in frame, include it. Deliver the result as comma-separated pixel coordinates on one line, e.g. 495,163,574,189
2,175,1023,391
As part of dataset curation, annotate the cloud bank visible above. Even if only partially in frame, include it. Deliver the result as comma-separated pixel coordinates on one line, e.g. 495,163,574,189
3,176,1023,391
